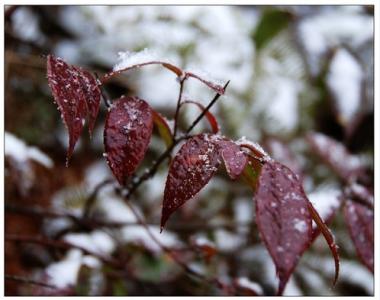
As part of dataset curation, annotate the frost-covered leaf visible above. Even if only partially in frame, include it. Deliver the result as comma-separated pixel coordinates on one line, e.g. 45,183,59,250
185,70,225,95
254,161,312,295
74,67,101,137
161,134,221,230
237,136,270,162
343,200,374,272
307,132,365,182
217,139,247,180
104,96,153,185
47,55,87,164
181,100,219,134
152,110,173,148
102,48,183,82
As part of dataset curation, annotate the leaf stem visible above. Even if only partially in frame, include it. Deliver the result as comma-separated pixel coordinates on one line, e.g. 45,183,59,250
173,77,186,140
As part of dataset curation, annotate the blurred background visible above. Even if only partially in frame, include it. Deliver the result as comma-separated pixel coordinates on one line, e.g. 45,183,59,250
4,5,374,296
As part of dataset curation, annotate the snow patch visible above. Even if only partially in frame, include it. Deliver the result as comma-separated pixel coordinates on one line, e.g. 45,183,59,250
236,277,263,295
63,230,116,255
120,225,181,253
5,132,53,168
327,49,363,124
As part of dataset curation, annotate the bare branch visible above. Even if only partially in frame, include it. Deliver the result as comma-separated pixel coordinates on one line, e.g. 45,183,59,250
5,274,58,290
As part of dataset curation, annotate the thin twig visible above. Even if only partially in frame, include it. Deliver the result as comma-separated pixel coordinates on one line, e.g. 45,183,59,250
5,274,58,290
173,78,186,139
82,178,114,218
186,80,230,134
123,201,216,284
117,81,233,292
123,80,230,199
95,72,112,108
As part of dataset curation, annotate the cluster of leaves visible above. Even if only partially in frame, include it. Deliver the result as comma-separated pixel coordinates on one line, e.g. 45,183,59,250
307,132,374,273
47,53,341,295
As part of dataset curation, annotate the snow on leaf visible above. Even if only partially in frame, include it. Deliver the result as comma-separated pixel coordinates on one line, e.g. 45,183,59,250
343,200,374,272
181,100,220,134
216,139,248,180
104,96,153,186
254,161,312,295
102,48,183,82
74,66,101,137
161,134,221,230
237,136,270,162
47,55,87,165
307,132,365,182
185,70,225,95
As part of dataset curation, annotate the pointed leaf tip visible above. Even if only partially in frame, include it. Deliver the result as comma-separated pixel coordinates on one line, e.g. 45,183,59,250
104,96,153,186
161,134,221,230
47,55,87,164
254,161,312,295
217,139,248,180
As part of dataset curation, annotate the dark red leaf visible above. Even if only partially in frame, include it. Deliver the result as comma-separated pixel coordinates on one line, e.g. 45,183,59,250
74,67,101,137
181,100,219,134
254,161,312,295
47,55,87,165
104,96,153,186
307,132,365,182
307,200,340,286
216,139,247,180
343,200,374,272
161,134,221,230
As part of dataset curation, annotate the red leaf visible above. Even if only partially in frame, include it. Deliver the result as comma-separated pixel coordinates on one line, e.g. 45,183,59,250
185,71,225,95
47,55,87,165
216,139,248,180
181,100,220,134
101,61,183,83
161,134,221,230
74,67,101,137
343,200,374,272
254,161,312,295
104,96,153,186
307,132,365,182
307,200,340,286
